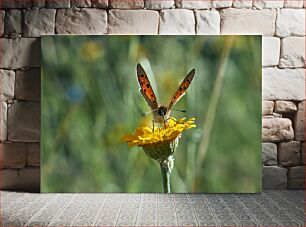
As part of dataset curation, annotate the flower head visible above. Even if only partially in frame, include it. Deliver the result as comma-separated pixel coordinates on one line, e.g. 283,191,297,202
122,117,196,162
122,117,196,147
122,117,196,192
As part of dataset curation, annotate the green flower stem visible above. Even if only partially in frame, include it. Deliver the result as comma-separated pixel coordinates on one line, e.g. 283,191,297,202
141,140,177,193
160,155,174,193
160,162,171,193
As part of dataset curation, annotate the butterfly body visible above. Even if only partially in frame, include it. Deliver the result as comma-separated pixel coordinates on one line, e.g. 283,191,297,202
136,63,195,125
153,105,170,123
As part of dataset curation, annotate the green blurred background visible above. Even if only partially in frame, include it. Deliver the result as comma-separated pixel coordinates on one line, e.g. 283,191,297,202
41,35,261,193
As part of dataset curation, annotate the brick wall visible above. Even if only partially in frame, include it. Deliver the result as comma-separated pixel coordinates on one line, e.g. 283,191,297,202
0,0,305,192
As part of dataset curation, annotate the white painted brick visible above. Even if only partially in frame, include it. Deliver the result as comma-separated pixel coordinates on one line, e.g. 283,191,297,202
46,0,70,8
0,169,18,190
262,166,287,189
0,38,40,69
262,142,277,165
32,0,45,8
91,0,108,8
27,143,40,167
220,9,276,36
0,0,32,8
0,102,7,142
23,9,56,37
71,0,92,7
145,0,175,9
279,141,301,166
0,70,15,101
253,0,284,8
288,166,304,189
262,118,294,142
301,142,305,165
4,10,22,35
15,68,41,101
284,0,304,8
276,9,305,37
0,11,3,36
232,0,253,8
109,0,144,9
195,10,220,34
262,68,305,100
159,9,195,34
280,37,305,68
108,10,159,34
0,143,27,169
212,0,233,8
262,101,274,115
0,167,40,192
175,0,212,9
274,100,297,113
56,8,107,34
262,37,280,66
295,101,305,141
8,102,40,142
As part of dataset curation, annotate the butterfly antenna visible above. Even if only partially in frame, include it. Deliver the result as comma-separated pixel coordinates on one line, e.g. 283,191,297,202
141,109,158,116
171,108,186,113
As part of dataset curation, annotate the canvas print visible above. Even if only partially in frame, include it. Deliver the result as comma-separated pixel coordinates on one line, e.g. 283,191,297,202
41,35,261,193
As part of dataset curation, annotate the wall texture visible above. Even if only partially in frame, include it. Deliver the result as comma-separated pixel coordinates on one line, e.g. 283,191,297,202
0,0,305,192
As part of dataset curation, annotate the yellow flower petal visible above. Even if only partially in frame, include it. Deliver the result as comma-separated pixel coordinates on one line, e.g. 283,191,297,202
122,117,196,147
121,134,138,142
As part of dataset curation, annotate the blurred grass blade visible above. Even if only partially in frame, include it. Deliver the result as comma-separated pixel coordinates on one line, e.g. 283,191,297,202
194,37,235,190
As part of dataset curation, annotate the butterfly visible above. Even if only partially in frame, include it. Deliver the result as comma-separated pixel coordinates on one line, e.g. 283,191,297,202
136,63,195,125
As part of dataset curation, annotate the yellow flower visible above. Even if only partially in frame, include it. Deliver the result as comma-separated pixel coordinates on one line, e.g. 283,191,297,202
80,41,102,61
122,117,196,192
122,117,196,147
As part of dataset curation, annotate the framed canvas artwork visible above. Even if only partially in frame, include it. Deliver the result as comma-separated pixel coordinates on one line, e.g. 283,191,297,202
41,35,261,193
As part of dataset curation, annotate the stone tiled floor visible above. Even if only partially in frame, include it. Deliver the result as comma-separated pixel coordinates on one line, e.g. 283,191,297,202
1,190,304,226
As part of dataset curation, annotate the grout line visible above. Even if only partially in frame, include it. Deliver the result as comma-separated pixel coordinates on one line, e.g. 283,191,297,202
47,194,77,226
54,9,58,34
23,193,60,226
217,194,244,226
274,8,278,37
106,7,109,34
201,194,220,226
261,192,304,225
135,194,142,225
11,192,29,204
133,193,141,226
273,190,304,211
254,195,287,226
173,194,179,226
70,194,93,226
156,193,159,226
187,193,199,226
157,9,161,34
193,9,197,34
93,193,110,226
233,194,261,226
235,195,273,226
114,193,126,226
155,194,158,226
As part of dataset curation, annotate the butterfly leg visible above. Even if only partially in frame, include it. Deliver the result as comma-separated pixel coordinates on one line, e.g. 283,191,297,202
164,117,184,124
163,119,167,129
164,117,171,124
152,120,160,132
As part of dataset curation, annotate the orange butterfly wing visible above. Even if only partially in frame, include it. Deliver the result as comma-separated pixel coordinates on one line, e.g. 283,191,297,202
136,64,158,110
168,69,195,110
